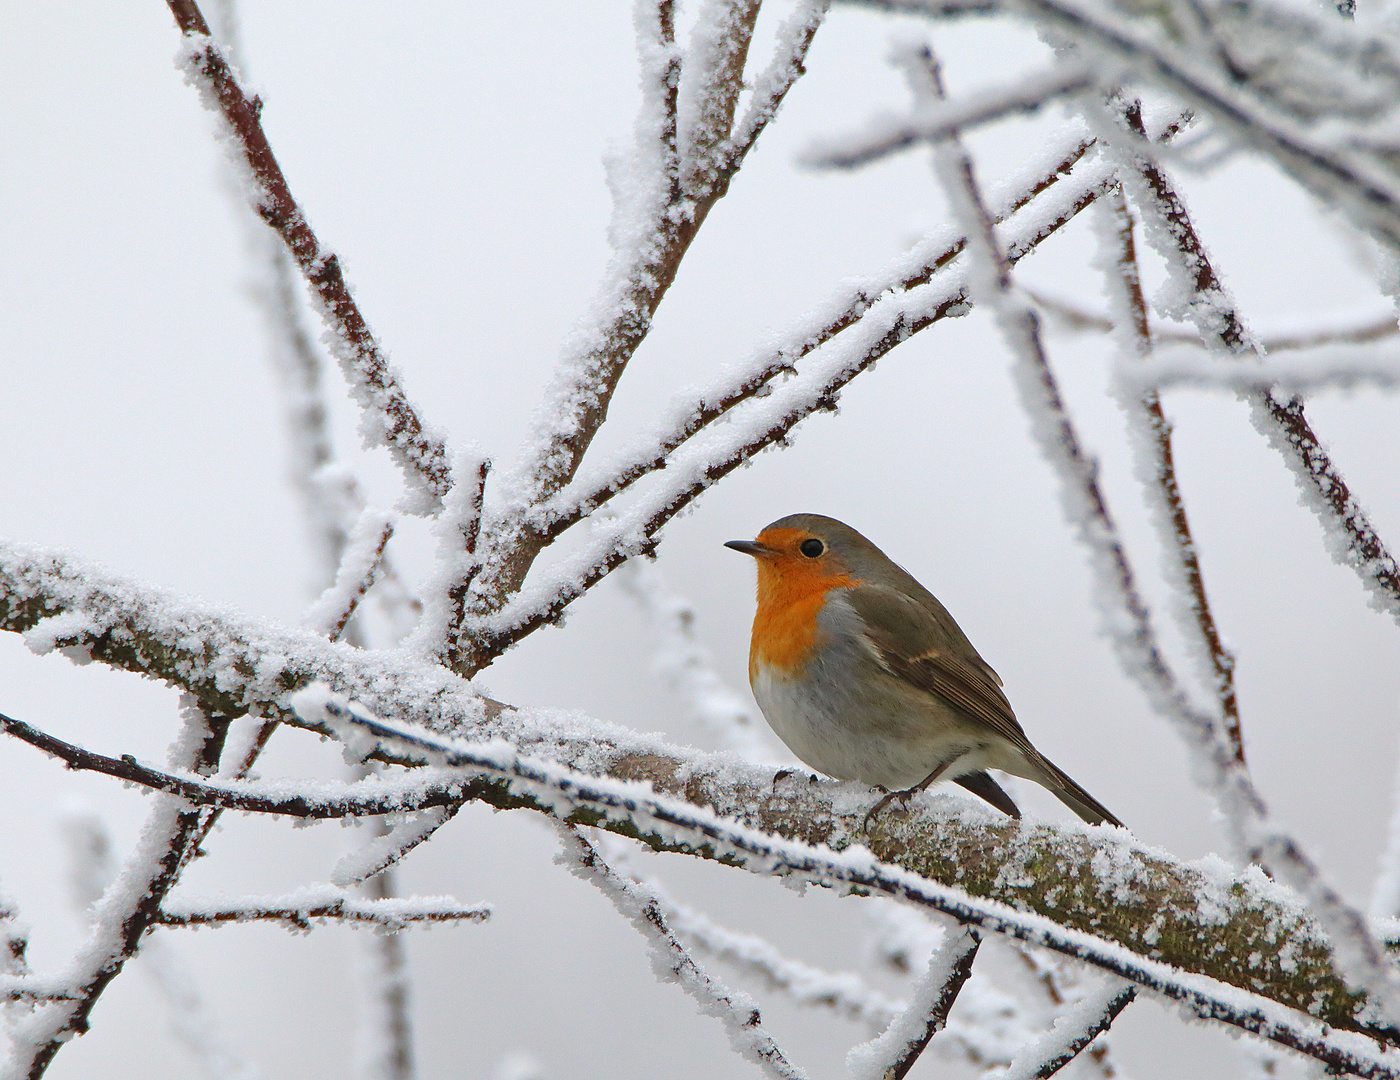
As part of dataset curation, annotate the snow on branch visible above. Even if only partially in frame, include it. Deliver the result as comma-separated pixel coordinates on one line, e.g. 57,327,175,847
526,124,1100,551
728,0,828,167
894,38,1400,1036
848,0,1400,248
456,1,825,671
469,143,1128,660
295,686,1400,1070
7,705,229,1078
1093,189,1244,764
666,897,901,1032
61,807,266,1080
805,61,1095,170
678,0,763,193
1124,343,1400,394
1033,291,1400,353
303,508,395,641
165,0,452,511
560,827,808,1080
0,710,469,819
847,926,980,1080
7,511,1400,1066
158,887,490,932
998,980,1137,1080
332,808,457,887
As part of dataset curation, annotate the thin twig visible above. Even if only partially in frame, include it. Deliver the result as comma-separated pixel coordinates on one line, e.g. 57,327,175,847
157,894,490,932
561,827,808,1080
1099,186,1243,763
852,926,981,1080
0,711,465,818
9,705,229,1079
165,0,452,509
1001,981,1137,1080
457,0,826,671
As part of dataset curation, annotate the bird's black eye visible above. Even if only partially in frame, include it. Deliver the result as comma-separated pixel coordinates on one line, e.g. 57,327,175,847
799,538,824,558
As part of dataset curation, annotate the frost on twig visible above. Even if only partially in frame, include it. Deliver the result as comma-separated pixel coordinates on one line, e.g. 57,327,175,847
1093,188,1243,764
847,925,980,1080
457,0,827,672
678,0,762,193
303,508,396,642
997,979,1136,1080
165,0,452,511
668,897,902,1033
1106,100,1400,626
558,826,808,1080
886,37,1400,1034
333,807,456,888
157,888,490,932
7,706,233,1079
60,809,263,1080
806,61,1094,170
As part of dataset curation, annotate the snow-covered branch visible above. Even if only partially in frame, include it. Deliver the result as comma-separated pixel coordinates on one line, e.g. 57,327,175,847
7,704,228,1079
298,688,1400,1068
998,980,1136,1080
157,888,490,932
847,926,980,1080
455,1,826,671
3,542,1397,1058
1094,188,1244,763
906,43,1400,1030
303,509,395,641
164,0,452,511
560,827,808,1080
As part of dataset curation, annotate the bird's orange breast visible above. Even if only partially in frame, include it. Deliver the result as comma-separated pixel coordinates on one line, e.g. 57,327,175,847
748,531,857,680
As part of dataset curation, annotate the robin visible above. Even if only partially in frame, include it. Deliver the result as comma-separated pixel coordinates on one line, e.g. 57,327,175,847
726,513,1123,828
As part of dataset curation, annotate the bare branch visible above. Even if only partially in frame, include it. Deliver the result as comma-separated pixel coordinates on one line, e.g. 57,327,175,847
164,0,452,510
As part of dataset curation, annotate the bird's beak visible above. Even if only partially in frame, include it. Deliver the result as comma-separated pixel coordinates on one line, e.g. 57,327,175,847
724,539,776,558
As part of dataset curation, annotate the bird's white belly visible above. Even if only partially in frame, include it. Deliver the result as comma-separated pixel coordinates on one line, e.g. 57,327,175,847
751,663,990,791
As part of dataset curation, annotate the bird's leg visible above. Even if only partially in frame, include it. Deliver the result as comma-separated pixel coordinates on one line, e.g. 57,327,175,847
863,763,950,830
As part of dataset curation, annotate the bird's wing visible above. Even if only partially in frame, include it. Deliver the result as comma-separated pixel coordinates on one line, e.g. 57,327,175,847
845,583,1036,755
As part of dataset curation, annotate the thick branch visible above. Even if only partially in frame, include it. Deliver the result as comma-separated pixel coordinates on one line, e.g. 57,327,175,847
2,546,1398,1062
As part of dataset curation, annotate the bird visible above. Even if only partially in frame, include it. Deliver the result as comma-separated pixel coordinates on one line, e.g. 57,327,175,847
725,513,1123,829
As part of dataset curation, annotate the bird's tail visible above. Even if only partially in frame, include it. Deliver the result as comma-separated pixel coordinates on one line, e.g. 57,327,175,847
1024,750,1124,829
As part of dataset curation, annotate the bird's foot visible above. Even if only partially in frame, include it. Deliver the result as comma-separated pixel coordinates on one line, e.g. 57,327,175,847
863,787,917,831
